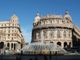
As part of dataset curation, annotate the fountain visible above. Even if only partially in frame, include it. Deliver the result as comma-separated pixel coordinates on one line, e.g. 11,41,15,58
21,42,68,55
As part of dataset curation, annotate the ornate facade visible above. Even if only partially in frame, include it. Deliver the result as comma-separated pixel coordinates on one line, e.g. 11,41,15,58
0,14,24,52
32,11,80,48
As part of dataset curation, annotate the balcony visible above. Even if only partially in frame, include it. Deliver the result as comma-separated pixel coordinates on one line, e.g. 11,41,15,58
33,24,73,29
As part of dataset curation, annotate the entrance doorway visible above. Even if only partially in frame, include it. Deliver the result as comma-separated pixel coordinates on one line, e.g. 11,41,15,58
64,42,67,48
57,42,61,46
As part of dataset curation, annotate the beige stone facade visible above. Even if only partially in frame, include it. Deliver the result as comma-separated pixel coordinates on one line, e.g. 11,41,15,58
0,14,24,52
32,11,73,48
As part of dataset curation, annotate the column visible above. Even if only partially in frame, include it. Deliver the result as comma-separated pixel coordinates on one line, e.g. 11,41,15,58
48,30,50,39
14,43,16,50
10,43,11,50
54,29,57,39
5,42,7,48
71,41,73,48
67,42,69,48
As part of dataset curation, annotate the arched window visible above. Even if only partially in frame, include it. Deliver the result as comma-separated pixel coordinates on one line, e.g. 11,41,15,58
64,42,67,48
64,30,66,37
0,42,4,48
50,31,54,38
36,32,40,39
14,44,16,50
69,42,71,48
38,32,41,39
36,33,39,39
7,43,10,47
43,30,47,39
57,30,61,38
57,42,61,46
11,43,13,48
69,30,71,37
43,21,45,25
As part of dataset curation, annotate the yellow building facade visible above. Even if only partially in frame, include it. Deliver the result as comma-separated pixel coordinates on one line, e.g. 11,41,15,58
0,14,24,52
32,11,73,48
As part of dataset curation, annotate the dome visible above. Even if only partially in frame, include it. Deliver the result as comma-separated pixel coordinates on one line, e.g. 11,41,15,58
34,12,40,24
64,11,72,21
11,14,18,20
34,16,40,23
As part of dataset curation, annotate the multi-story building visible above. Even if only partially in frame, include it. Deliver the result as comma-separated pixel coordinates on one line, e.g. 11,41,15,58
0,14,25,52
32,11,80,48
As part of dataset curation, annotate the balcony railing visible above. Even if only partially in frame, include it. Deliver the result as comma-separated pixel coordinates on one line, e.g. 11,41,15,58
33,24,73,29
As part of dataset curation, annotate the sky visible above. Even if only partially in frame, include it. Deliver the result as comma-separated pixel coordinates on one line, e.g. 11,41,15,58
0,0,80,43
